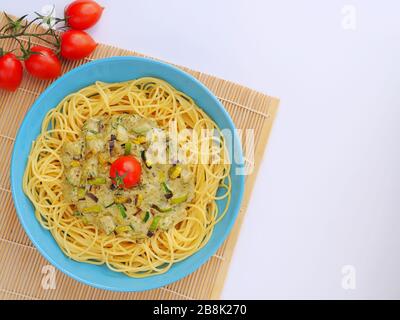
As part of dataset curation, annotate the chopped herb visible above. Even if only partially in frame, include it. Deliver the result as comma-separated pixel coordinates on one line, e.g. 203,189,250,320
143,211,150,222
161,182,173,199
116,203,127,219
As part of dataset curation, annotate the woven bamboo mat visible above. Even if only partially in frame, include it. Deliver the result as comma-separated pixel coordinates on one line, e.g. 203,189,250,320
0,12,279,300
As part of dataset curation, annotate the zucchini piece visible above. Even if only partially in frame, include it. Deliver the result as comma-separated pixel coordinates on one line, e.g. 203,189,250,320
170,194,188,205
99,216,115,235
124,141,132,155
135,194,143,206
82,205,102,214
87,177,107,185
132,120,153,134
133,136,146,144
151,204,172,213
114,196,131,204
66,167,81,186
168,165,182,179
77,187,86,200
115,225,132,234
64,140,84,159
98,152,109,165
85,134,96,141
149,216,161,232
116,125,129,142
70,160,80,168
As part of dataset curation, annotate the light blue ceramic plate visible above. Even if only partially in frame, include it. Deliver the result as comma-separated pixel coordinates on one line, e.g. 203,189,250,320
11,56,244,292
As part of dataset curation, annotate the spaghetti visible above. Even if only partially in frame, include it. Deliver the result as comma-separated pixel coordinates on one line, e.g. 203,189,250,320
23,77,231,277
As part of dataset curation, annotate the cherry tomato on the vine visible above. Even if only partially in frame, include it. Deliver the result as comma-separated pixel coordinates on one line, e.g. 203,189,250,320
65,0,104,30
60,30,97,60
110,156,142,189
0,53,23,91
24,46,61,80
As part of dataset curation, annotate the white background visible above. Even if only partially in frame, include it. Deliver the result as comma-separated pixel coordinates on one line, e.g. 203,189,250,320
3,0,400,299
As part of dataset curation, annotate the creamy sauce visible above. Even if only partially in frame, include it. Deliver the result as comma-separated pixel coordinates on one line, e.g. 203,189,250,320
62,114,194,238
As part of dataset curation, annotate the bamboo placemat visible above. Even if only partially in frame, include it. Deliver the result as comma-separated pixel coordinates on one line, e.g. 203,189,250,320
0,12,279,300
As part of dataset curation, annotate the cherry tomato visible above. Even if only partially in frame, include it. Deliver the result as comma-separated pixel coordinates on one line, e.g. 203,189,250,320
60,30,97,60
24,46,61,80
65,0,104,30
110,156,142,189
0,53,23,91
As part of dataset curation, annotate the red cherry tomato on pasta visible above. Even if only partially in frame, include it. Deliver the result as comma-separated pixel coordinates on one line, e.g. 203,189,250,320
110,156,142,189
24,46,61,80
60,30,97,60
65,0,104,30
0,53,23,91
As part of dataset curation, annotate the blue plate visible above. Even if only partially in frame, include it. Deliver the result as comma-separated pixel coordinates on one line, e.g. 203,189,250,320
11,56,245,292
